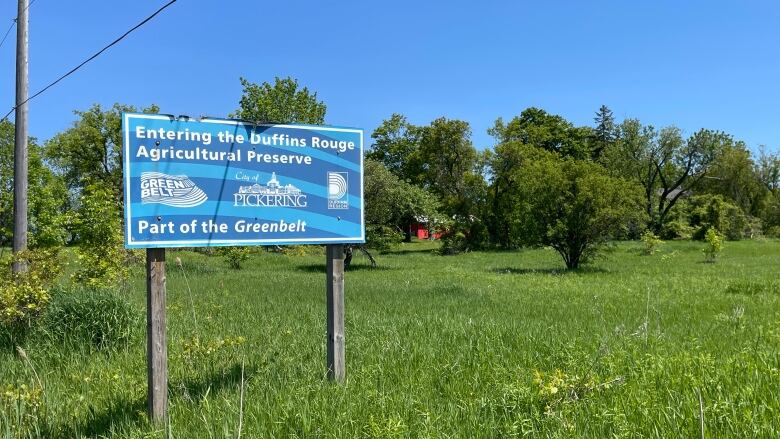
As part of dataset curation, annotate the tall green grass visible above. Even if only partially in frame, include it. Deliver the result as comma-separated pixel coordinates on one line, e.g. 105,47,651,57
1,240,779,437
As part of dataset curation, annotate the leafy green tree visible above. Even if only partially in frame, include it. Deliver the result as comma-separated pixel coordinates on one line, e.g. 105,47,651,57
45,103,159,198
698,142,764,216
489,107,594,160
755,147,780,233
416,118,480,215
509,146,645,269
756,146,780,192
364,159,441,248
234,76,326,124
487,108,600,247
601,119,731,232
367,113,422,181
0,120,69,248
487,140,531,247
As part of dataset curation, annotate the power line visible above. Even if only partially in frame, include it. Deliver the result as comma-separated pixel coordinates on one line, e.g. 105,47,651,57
1,0,177,122
0,0,36,50
0,21,14,49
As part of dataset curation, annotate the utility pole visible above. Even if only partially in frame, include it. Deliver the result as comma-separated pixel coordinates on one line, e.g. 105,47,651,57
12,0,29,273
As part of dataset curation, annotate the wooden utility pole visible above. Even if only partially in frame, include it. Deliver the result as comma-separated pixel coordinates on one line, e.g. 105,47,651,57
325,244,345,381
146,248,168,423
12,0,29,273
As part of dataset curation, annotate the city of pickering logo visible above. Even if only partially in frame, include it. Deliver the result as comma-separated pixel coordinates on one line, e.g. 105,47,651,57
234,172,308,208
140,172,208,207
327,172,348,209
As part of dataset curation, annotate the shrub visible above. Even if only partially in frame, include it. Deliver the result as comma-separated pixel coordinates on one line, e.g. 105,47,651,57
659,218,694,240
218,246,251,269
0,248,62,339
439,215,490,255
640,230,664,255
277,245,324,257
70,184,128,287
688,194,747,240
366,224,403,252
43,286,141,350
702,227,723,262
766,226,780,238
440,230,469,255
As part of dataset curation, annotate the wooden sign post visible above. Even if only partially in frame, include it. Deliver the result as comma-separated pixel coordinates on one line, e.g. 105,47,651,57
326,244,346,381
146,248,168,423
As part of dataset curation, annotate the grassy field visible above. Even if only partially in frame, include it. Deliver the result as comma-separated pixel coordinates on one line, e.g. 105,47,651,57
2,239,780,438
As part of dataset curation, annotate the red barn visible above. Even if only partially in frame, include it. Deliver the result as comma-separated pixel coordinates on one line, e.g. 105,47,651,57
410,218,442,240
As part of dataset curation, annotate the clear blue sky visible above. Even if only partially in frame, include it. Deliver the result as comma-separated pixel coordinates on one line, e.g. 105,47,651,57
1,0,779,152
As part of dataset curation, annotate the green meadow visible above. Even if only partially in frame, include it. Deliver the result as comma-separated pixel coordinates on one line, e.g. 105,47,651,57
2,240,780,438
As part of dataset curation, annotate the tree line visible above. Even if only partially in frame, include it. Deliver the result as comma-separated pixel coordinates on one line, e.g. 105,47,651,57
367,106,780,267
1,78,780,273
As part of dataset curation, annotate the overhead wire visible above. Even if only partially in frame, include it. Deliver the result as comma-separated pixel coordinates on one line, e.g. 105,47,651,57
1,0,177,122
0,0,37,50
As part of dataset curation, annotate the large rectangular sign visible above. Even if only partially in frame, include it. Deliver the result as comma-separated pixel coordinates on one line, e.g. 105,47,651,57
122,113,364,248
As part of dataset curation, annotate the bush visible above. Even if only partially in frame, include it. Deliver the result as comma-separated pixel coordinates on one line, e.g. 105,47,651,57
659,218,695,240
440,230,469,255
43,286,141,350
70,184,128,287
366,224,404,252
766,226,780,238
0,249,62,339
688,194,747,241
217,246,251,269
640,231,664,255
702,227,723,263
277,245,324,257
438,215,490,255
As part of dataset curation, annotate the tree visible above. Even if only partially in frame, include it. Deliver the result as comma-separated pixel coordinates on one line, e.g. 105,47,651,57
489,107,594,160
416,117,479,215
509,146,645,269
45,103,159,198
756,146,780,192
756,147,780,233
486,140,529,247
367,113,421,181
698,141,764,216
234,76,326,124
364,158,441,248
592,105,617,159
0,120,68,248
601,119,731,232
487,108,603,247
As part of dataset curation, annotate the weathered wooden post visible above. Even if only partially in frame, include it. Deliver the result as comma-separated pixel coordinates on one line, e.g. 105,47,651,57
326,244,345,381
146,248,167,423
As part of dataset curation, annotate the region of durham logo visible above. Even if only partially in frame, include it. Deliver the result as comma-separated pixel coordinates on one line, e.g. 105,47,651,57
140,172,207,207
234,172,308,208
327,172,348,209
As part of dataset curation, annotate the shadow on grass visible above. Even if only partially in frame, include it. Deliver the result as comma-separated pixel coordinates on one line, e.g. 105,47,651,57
46,396,147,438
295,263,394,273
490,266,608,275
173,362,258,402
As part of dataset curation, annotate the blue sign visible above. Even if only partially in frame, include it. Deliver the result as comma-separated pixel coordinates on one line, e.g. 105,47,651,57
122,113,364,248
